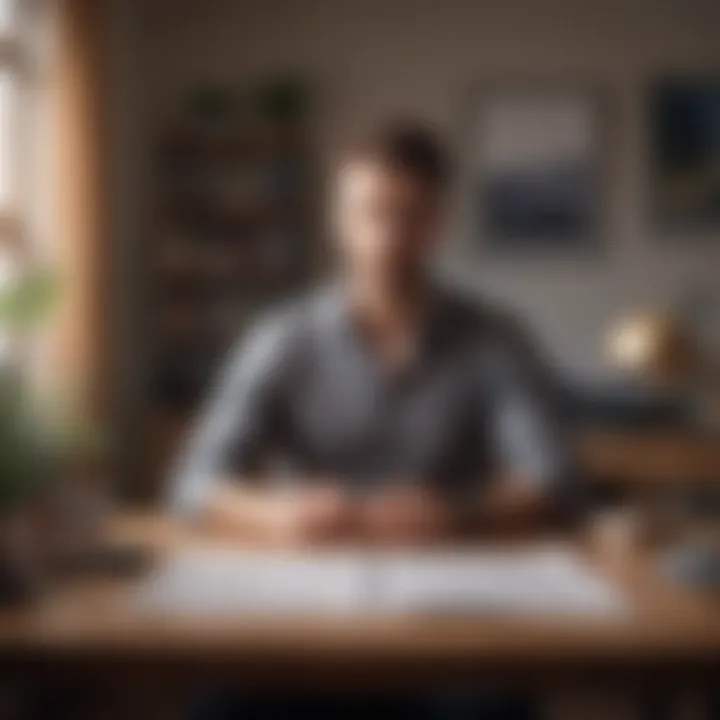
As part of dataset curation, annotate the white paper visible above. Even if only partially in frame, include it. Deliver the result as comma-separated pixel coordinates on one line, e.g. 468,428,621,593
136,546,625,618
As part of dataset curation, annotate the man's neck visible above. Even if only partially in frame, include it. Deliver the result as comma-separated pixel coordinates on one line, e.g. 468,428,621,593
347,277,429,367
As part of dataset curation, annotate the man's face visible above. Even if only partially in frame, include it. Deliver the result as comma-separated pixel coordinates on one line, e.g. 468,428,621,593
334,162,443,291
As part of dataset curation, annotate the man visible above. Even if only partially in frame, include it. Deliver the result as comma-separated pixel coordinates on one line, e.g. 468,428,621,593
172,119,568,544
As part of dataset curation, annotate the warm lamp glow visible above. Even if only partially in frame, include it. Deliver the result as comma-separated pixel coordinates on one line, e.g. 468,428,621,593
606,311,699,386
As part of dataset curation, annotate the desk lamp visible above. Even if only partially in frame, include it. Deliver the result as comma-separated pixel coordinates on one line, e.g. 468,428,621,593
606,309,720,589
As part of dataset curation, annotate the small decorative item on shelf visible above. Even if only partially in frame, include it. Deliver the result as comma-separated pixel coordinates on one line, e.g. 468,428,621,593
217,167,263,215
155,230,198,278
185,85,238,138
252,76,310,154
253,75,310,125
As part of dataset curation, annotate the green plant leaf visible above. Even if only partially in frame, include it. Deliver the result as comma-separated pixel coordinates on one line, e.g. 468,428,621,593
0,272,60,331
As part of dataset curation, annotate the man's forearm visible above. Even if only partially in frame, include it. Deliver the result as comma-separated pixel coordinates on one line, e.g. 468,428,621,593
355,480,554,543
199,482,454,545
197,480,351,543
198,481,279,537
194,478,555,544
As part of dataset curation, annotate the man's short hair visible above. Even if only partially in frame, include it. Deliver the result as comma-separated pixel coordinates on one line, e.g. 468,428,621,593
340,119,450,191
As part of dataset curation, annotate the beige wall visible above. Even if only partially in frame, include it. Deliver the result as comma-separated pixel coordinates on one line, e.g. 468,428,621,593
121,0,720,380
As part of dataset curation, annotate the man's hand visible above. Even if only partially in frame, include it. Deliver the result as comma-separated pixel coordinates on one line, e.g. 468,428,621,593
201,483,351,545
264,487,351,545
358,487,454,545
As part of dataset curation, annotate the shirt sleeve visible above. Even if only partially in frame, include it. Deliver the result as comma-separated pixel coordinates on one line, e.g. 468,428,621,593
168,315,291,518
485,320,569,494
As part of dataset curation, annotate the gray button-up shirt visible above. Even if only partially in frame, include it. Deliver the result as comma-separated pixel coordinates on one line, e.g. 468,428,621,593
171,286,568,516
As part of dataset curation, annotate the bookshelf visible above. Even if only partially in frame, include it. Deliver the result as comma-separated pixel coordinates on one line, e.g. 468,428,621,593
143,79,313,497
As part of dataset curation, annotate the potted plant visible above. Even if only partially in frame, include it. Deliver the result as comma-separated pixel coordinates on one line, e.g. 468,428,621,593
0,373,56,602
0,270,70,603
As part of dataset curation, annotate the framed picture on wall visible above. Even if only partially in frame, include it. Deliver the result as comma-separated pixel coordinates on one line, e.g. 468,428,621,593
650,78,720,232
470,86,604,253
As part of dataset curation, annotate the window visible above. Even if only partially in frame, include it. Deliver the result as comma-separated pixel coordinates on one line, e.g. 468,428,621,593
0,71,16,208
0,1,19,211
0,0,33,360
0,0,16,35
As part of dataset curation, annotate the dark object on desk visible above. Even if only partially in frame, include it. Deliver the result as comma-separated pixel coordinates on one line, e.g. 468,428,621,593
50,543,154,579
0,558,39,608
557,381,689,429
662,543,720,591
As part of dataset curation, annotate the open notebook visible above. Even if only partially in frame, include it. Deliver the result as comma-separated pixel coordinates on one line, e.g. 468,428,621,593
135,546,626,617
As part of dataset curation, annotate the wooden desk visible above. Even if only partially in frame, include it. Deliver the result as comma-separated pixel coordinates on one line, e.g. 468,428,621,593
0,514,718,695
578,430,720,491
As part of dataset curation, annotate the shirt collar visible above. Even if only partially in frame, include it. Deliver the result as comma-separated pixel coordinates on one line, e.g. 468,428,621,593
319,281,448,371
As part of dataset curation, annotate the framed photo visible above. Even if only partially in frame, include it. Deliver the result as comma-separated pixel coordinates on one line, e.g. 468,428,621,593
470,86,604,253
650,78,720,231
